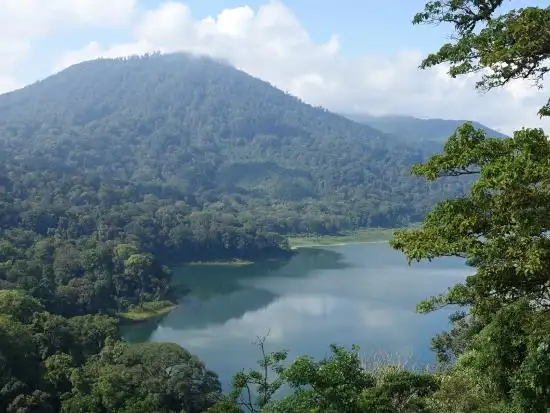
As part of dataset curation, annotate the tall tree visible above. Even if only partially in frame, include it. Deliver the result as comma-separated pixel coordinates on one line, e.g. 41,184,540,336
391,1,550,411
391,124,550,318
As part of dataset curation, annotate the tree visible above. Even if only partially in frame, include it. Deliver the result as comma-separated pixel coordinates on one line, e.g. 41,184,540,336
273,344,376,412
43,353,74,395
222,338,438,413
391,124,550,318
228,334,288,413
414,1,550,116
390,1,550,411
0,316,43,412
0,290,44,323
7,390,55,413
63,341,223,413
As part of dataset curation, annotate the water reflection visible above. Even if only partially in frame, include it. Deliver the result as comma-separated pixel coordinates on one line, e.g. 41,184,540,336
123,243,469,388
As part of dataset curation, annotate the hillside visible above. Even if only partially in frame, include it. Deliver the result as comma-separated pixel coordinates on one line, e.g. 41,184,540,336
0,53,466,232
0,52,472,317
342,113,508,142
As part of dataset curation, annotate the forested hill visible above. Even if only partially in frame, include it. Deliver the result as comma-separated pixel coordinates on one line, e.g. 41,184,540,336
342,113,508,142
0,53,465,232
0,53,476,316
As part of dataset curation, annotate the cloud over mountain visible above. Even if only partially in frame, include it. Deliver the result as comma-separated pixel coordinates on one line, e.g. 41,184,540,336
1,0,549,134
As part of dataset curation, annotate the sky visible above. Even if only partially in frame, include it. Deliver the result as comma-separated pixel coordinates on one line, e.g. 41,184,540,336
0,0,548,133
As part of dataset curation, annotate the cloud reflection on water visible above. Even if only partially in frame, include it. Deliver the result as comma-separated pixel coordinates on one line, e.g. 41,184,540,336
127,243,470,388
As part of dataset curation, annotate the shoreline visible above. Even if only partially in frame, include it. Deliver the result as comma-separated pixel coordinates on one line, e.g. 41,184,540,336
288,228,396,249
187,259,254,267
290,239,389,250
118,301,177,323
120,230,399,322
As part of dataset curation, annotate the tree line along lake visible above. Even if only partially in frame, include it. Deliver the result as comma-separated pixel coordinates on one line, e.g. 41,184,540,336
122,240,468,389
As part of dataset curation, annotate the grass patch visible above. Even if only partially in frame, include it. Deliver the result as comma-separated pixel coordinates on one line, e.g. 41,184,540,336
288,228,396,249
118,300,177,322
187,259,254,266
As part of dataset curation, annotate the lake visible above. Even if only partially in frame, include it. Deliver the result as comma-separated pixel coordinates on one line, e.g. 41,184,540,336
122,242,469,389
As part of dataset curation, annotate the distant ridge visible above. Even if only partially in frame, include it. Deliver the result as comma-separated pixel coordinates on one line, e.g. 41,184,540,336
341,113,508,142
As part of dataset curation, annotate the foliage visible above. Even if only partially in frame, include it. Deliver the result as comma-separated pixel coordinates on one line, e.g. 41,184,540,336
0,48,469,413
119,300,177,322
0,52,472,318
0,53,467,237
3,0,549,410
0,294,224,412
220,340,440,413
62,341,222,413
287,228,395,248
0,289,44,323
392,124,550,318
386,2,550,411
390,122,550,411
414,0,550,116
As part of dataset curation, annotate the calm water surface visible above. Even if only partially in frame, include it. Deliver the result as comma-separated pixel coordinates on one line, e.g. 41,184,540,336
123,243,468,388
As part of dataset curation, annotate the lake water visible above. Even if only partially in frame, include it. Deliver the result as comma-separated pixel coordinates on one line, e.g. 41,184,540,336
122,243,469,389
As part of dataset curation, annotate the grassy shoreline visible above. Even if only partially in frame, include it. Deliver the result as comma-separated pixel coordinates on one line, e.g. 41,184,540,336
288,228,396,249
118,300,177,323
187,259,254,266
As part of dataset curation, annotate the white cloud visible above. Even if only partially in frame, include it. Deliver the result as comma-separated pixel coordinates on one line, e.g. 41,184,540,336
2,0,550,134
0,0,137,92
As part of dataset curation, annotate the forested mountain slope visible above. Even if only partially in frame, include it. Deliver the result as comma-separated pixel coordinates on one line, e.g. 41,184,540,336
0,53,465,232
0,52,473,317
342,113,508,142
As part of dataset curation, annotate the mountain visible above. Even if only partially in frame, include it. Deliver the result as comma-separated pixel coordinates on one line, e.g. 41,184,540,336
0,52,472,328
0,53,466,233
342,113,508,142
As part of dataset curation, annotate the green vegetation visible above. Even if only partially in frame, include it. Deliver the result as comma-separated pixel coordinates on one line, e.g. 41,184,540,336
415,0,550,118
0,50,474,320
118,300,177,322
188,259,255,266
288,228,395,248
209,337,438,413
0,52,470,241
0,48,466,411
0,290,223,413
390,123,550,412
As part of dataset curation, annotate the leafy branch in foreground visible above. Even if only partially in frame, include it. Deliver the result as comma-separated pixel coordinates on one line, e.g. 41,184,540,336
230,332,288,413
414,1,550,117
389,1,550,410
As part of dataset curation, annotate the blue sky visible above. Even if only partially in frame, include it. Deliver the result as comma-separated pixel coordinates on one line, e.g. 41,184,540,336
1,0,548,133
177,0,445,55
139,0,538,56
30,0,442,77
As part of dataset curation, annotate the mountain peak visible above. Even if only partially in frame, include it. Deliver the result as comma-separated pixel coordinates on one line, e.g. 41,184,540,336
0,52,468,230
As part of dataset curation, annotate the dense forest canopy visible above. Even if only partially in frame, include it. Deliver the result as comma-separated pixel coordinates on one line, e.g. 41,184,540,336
0,52,471,233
